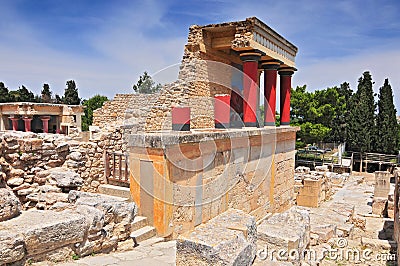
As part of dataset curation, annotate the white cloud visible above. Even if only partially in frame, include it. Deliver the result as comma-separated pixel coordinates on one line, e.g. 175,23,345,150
0,1,186,99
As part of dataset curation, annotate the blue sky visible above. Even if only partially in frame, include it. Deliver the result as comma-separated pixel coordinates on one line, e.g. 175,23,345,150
1,0,400,112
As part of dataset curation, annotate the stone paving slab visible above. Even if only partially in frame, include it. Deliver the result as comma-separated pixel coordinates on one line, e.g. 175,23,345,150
42,240,176,266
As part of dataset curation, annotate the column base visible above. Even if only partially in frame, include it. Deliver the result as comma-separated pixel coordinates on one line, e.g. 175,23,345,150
172,124,190,131
244,122,257,127
264,122,276,127
215,123,230,129
280,122,290,126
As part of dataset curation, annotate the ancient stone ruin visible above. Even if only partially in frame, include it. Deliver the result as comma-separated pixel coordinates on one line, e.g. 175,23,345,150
1,16,399,266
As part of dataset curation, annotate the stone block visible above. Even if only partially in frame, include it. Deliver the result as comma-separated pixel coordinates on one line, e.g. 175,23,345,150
0,230,25,264
361,237,396,251
372,197,388,216
310,224,336,243
46,167,84,188
0,209,87,256
257,207,310,264
303,178,322,189
0,187,21,221
68,190,137,225
374,171,391,198
297,195,319,208
176,209,256,266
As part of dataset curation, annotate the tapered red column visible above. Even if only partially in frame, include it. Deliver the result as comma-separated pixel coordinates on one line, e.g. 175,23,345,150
172,106,190,131
241,52,261,127
262,63,280,126
279,69,295,126
9,117,19,131
23,117,32,132
41,116,50,133
214,94,231,129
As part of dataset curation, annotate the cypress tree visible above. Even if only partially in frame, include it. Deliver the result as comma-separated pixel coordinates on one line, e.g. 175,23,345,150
346,71,376,153
63,80,81,105
376,79,399,154
0,82,10,103
41,83,52,103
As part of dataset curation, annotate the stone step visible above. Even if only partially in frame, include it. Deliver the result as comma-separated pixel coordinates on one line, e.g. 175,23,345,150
98,184,132,200
139,237,165,247
131,216,149,232
130,225,156,244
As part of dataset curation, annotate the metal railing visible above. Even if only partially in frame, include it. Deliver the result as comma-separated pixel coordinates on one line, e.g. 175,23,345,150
295,150,353,171
105,151,130,184
351,152,399,164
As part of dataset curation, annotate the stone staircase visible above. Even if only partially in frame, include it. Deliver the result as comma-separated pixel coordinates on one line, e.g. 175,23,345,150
98,184,162,246
130,215,160,245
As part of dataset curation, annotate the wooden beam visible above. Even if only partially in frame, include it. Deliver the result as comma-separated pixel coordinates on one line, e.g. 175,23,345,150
212,36,234,49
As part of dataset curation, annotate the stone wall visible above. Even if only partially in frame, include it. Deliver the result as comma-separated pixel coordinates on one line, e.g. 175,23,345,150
92,18,261,133
0,130,137,264
128,127,298,238
67,126,125,192
93,94,157,131
0,128,125,202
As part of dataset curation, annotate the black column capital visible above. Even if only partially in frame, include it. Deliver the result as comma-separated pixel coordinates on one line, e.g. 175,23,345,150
278,67,297,76
240,50,263,62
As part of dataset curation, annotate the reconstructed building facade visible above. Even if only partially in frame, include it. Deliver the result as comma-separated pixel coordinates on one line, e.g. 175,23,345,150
94,17,300,238
0,102,84,135
126,17,300,237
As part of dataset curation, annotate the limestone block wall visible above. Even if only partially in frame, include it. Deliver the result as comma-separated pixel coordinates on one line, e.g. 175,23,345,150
128,127,297,238
93,94,155,129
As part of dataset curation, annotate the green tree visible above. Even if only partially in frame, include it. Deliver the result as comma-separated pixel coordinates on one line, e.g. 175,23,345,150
375,79,399,154
63,80,81,105
81,95,109,131
9,85,35,102
0,82,10,103
330,82,353,143
398,124,400,151
41,83,52,103
297,122,332,144
54,94,63,104
132,71,162,94
346,71,376,153
291,85,315,124
291,84,352,143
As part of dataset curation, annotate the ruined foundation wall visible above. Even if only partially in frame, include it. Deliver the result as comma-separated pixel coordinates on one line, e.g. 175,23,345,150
129,127,297,237
0,128,125,199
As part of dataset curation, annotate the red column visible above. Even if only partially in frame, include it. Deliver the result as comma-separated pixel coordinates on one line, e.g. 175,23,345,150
214,94,231,129
172,106,190,131
9,117,19,131
41,116,51,133
279,69,295,126
262,63,280,126
22,117,32,132
241,52,261,127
